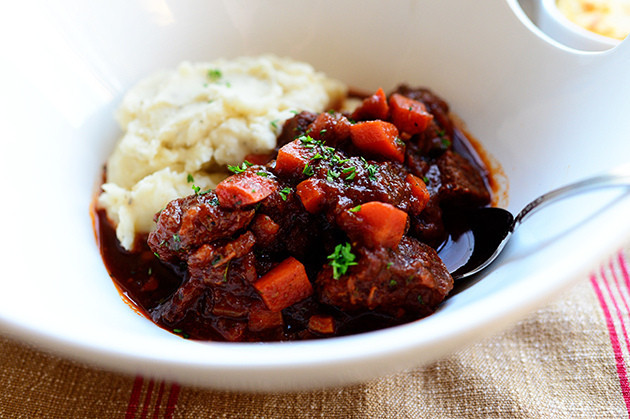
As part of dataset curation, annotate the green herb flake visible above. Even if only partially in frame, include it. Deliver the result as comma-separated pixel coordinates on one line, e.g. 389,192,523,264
191,184,201,194
207,69,222,81
153,252,160,259
417,294,425,305
279,187,292,201
422,176,430,184
187,173,194,183
302,164,314,176
257,171,269,177
389,279,397,287
386,262,393,270
366,164,379,180
349,205,362,213
327,242,358,280
228,160,254,174
270,119,279,129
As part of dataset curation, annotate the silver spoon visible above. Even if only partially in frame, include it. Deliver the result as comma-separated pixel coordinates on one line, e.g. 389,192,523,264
448,164,630,281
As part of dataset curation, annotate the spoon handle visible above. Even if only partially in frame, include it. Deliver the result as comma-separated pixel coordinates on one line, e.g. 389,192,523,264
514,163,630,230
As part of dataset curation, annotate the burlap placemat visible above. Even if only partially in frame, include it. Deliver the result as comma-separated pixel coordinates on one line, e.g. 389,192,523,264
2,247,630,418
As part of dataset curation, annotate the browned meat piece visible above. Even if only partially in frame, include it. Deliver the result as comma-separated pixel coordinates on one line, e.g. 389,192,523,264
437,150,491,208
188,231,256,284
409,197,447,248
275,111,317,150
147,192,255,263
316,237,453,317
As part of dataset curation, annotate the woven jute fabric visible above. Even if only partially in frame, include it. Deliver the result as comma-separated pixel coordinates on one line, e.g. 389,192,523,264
2,247,630,418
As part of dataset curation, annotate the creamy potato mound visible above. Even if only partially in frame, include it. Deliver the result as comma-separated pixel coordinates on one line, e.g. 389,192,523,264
98,55,347,250
556,0,630,39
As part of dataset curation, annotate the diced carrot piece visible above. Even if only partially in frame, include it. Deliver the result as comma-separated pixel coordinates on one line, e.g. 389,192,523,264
248,306,284,332
296,178,326,214
351,88,389,121
308,315,335,335
349,120,404,163
275,141,309,175
308,112,351,145
351,201,408,248
244,152,273,165
216,171,278,208
253,257,313,312
406,173,430,214
388,93,433,135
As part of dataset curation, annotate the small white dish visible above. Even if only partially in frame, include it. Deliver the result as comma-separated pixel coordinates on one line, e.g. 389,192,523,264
0,0,629,391
536,0,621,50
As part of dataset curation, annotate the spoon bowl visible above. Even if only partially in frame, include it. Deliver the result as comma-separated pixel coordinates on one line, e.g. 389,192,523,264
445,163,630,281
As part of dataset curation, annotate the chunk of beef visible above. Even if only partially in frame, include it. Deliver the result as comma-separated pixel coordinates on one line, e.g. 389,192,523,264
316,237,453,318
275,111,317,150
437,150,491,208
148,192,255,263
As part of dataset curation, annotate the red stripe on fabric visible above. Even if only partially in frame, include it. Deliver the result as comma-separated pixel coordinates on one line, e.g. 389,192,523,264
601,265,630,355
610,259,630,319
151,381,166,419
619,250,630,291
164,383,181,419
125,375,144,419
139,379,155,419
591,273,630,416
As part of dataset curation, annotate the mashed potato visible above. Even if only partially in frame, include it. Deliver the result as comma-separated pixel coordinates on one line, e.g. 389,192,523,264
556,0,630,39
99,55,347,250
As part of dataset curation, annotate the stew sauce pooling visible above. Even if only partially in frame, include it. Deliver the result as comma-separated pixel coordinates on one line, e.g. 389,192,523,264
96,85,493,342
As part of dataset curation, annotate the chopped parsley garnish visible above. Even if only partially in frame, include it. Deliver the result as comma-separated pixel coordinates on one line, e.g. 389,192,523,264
365,163,379,180
349,205,361,213
270,119,279,129
327,242,358,280
279,186,292,201
172,328,190,339
389,279,397,286
342,166,356,180
228,160,253,174
187,173,195,183
207,69,222,81
437,129,451,148
191,184,201,194
256,171,269,177
302,163,315,176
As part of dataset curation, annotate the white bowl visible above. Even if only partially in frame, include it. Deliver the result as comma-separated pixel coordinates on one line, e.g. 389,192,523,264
536,0,621,50
1,0,629,391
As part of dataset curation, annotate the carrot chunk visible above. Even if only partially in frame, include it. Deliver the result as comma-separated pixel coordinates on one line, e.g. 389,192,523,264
351,201,408,248
216,170,278,208
296,178,326,214
349,120,404,163
308,315,335,335
253,257,313,312
388,93,433,135
405,173,430,214
248,305,284,332
275,141,309,175
351,88,389,121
